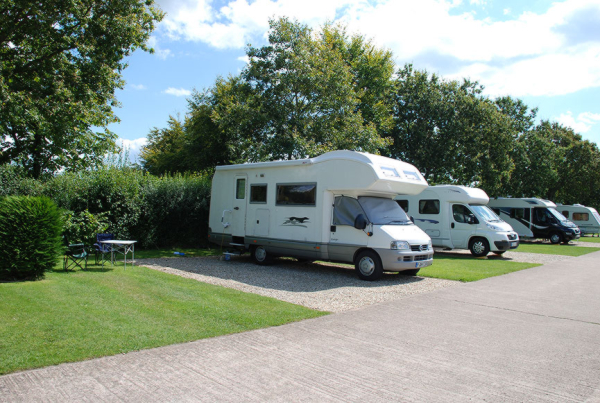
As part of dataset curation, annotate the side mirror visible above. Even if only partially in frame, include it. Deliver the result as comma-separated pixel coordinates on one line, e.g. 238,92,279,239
410,216,415,223
354,214,368,230
468,216,477,225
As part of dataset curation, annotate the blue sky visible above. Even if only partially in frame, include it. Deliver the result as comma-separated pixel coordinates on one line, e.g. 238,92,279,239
111,0,600,163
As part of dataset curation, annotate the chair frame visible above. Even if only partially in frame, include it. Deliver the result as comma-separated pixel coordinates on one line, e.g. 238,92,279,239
63,242,88,271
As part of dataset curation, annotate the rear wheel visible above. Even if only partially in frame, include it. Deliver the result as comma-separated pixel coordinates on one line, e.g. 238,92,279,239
549,232,562,244
251,246,271,265
354,250,383,281
469,237,490,257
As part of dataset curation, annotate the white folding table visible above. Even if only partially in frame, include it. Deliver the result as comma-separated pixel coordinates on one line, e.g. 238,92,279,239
99,240,137,268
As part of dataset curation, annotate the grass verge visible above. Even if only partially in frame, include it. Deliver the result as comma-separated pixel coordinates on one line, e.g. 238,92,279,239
515,243,600,256
575,236,600,244
417,255,541,282
0,262,327,375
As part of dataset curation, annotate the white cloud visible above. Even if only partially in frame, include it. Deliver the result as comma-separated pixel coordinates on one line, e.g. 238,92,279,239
129,84,146,90
117,138,148,163
164,87,192,97
147,36,172,60
555,111,600,134
156,0,600,97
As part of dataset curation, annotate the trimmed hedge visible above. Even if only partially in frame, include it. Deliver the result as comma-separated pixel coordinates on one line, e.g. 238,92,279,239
0,196,63,281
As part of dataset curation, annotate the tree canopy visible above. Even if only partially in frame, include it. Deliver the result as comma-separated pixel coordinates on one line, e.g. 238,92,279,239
140,17,600,210
0,0,163,178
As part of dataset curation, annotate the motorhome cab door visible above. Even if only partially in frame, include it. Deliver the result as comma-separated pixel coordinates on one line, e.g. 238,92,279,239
450,204,475,248
232,175,248,237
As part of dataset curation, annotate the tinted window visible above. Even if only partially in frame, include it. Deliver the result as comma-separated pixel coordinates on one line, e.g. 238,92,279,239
452,205,475,223
396,200,409,212
419,199,440,214
562,211,569,218
573,212,589,221
276,183,316,206
250,184,267,203
236,178,246,199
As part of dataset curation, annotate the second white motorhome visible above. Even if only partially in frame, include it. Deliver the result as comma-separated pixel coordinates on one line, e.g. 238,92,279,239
556,204,600,236
488,198,581,244
208,151,433,280
395,185,519,257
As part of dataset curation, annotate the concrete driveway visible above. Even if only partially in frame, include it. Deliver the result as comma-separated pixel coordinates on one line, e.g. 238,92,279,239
1,252,600,402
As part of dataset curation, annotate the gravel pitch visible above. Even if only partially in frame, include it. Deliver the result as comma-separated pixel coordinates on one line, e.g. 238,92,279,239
137,256,458,313
137,239,594,312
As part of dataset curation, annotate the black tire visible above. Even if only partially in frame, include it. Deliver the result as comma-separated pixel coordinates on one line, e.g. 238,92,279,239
469,237,490,257
354,250,383,281
251,246,271,265
400,269,420,276
493,251,506,256
549,232,562,244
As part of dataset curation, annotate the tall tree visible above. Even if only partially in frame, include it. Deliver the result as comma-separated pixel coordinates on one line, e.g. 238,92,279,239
0,0,163,178
386,64,513,191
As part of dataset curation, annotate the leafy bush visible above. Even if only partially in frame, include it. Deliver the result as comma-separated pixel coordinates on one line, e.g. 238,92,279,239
0,196,63,281
62,210,109,246
141,173,211,248
0,165,43,197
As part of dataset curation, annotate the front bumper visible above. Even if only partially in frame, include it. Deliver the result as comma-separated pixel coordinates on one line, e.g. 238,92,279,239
375,248,434,272
494,240,520,251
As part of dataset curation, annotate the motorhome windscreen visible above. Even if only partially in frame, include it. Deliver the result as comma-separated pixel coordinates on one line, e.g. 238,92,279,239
469,205,502,223
548,208,570,223
333,197,365,226
358,197,412,225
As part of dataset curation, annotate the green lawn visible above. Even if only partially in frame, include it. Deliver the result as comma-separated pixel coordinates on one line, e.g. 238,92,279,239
417,255,540,282
134,247,222,259
515,243,600,256
575,236,600,244
0,261,327,375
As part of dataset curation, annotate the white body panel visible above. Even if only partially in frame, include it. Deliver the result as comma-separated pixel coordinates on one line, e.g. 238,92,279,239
208,151,433,273
556,204,600,235
396,185,519,254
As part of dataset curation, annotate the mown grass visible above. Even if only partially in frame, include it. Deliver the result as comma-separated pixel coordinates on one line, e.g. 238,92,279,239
0,261,327,375
515,243,600,256
134,247,222,259
575,236,600,244
417,255,541,282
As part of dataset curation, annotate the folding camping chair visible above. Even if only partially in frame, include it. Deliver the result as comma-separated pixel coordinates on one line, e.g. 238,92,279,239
94,233,114,266
63,237,89,271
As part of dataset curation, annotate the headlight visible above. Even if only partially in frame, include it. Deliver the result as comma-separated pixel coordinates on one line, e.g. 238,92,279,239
486,222,503,231
427,240,432,250
391,241,410,250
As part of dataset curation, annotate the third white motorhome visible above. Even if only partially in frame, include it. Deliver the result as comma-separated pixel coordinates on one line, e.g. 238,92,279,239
208,151,433,280
395,185,519,257
488,198,581,244
556,204,600,236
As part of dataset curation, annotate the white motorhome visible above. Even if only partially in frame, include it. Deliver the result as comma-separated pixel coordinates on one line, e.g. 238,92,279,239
208,151,433,280
556,204,600,236
395,185,519,257
488,198,581,244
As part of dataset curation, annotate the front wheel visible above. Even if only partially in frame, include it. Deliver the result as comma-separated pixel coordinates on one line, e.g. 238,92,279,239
469,237,490,257
354,250,383,281
549,232,562,244
251,246,271,265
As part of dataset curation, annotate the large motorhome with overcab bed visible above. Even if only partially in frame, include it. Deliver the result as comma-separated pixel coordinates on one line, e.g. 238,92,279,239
395,185,519,257
487,198,580,244
556,204,600,236
208,151,434,280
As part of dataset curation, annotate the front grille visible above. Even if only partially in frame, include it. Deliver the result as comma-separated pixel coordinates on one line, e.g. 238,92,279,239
402,254,432,262
411,244,429,252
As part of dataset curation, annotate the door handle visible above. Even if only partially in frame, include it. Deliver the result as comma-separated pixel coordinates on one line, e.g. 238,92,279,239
234,207,239,210
451,223,455,229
